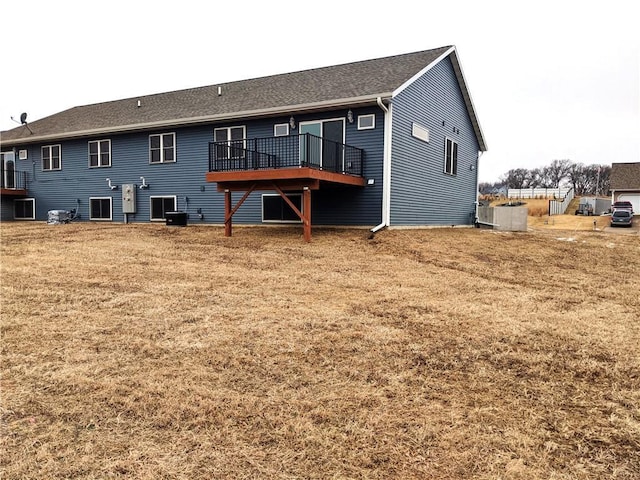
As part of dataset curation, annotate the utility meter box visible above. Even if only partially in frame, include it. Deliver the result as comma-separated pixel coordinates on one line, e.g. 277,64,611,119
122,184,137,213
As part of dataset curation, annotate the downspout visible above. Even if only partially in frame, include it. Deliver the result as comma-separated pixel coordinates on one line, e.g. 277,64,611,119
370,97,392,236
474,150,483,227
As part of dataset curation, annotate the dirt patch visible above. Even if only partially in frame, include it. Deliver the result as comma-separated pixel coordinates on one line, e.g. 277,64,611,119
2,223,639,479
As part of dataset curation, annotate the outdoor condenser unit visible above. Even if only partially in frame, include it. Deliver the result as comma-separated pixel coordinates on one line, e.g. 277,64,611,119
47,210,72,224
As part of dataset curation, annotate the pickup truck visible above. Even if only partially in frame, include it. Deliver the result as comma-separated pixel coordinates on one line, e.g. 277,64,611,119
611,201,634,214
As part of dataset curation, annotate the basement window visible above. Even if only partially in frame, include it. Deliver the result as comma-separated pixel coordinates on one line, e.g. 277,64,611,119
14,198,35,220
90,197,112,221
150,195,177,221
262,194,302,223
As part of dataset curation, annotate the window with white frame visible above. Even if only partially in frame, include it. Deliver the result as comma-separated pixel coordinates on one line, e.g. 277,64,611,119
444,138,458,175
150,196,177,221
274,123,289,137
214,126,246,159
88,140,111,167
149,133,176,163
42,145,61,171
14,198,35,220
262,193,302,223
89,197,112,220
357,114,375,130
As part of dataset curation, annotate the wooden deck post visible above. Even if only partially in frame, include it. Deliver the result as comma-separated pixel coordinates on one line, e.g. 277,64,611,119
303,187,311,242
224,189,232,237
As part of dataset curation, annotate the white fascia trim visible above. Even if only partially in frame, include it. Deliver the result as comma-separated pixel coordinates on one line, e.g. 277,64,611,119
0,93,392,147
391,46,487,153
392,46,456,97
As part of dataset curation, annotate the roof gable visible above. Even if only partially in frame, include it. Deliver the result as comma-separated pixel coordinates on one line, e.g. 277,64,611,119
1,46,485,151
610,162,640,190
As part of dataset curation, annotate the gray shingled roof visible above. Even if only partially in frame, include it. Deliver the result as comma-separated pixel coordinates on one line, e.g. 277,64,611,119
1,46,486,150
610,162,640,190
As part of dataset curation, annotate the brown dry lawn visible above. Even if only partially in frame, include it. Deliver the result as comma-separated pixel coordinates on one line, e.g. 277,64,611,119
1,221,639,479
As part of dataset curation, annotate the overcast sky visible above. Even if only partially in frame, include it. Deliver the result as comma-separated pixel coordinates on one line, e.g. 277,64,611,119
1,0,638,182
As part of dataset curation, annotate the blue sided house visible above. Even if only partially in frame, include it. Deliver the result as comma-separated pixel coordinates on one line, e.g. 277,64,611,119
0,45,487,240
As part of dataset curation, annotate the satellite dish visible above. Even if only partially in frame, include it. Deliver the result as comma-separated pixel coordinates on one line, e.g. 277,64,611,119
20,112,28,124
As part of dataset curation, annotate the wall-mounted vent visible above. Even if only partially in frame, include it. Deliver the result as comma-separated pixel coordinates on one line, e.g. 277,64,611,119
412,123,430,143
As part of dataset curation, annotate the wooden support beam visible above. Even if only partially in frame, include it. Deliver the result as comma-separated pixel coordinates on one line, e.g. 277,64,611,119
224,184,257,237
224,190,232,237
303,187,311,242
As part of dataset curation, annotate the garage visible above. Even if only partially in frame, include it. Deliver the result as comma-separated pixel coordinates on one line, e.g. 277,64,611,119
617,194,640,213
610,162,640,216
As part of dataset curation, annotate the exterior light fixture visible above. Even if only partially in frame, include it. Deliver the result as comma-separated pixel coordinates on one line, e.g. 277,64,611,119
289,116,296,130
347,109,354,124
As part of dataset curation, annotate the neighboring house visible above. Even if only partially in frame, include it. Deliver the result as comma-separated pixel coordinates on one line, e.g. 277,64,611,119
0,45,487,239
490,186,508,197
610,162,640,213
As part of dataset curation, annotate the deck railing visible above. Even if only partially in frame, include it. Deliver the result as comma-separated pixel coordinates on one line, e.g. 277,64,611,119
209,133,363,177
0,162,28,190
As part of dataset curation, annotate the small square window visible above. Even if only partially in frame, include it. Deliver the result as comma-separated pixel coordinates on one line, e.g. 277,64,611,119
274,124,289,137
150,196,177,221
262,194,302,223
89,197,112,220
14,198,35,220
357,114,375,130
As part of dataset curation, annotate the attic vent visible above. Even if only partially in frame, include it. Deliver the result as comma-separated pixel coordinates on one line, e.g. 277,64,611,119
412,123,430,143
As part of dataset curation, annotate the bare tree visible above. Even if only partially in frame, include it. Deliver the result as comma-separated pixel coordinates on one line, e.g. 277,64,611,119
524,168,543,188
546,159,572,187
500,168,528,189
494,161,610,195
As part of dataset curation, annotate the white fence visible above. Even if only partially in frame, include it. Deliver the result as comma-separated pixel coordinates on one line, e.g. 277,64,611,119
548,188,575,215
507,187,570,199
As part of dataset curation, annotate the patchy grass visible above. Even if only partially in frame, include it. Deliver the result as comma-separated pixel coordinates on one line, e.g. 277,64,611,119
1,223,639,479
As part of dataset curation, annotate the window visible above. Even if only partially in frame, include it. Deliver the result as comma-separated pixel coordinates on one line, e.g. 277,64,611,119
274,124,289,137
214,126,245,159
89,197,112,220
357,114,375,130
262,194,302,223
42,145,62,171
412,123,430,143
444,138,458,175
89,140,111,167
14,198,35,220
149,133,176,163
150,196,177,221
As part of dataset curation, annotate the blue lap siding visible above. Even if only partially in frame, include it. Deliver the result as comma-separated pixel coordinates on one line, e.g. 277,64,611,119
389,56,480,226
4,108,385,226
